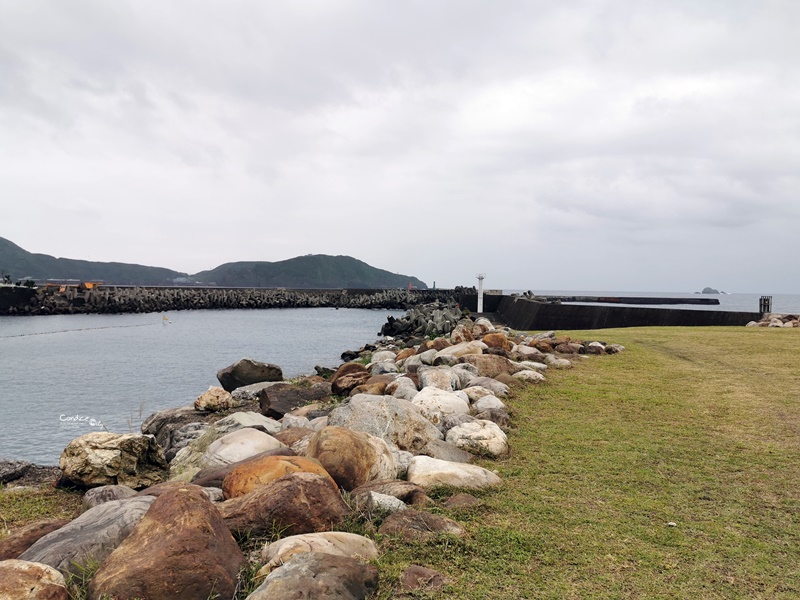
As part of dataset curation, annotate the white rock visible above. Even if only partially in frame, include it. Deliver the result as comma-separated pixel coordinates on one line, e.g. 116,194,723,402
309,416,328,431
411,387,470,426
434,340,488,359
406,455,501,490
462,386,494,402
281,415,312,430
370,350,397,364
384,376,418,401
366,491,408,513
418,366,460,391
472,395,506,411
513,370,546,383
445,420,508,457
418,349,438,365
544,355,572,369
199,428,284,468
517,360,547,372
259,532,379,570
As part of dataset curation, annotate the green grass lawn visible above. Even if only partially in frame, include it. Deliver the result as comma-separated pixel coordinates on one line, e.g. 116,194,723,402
376,326,800,599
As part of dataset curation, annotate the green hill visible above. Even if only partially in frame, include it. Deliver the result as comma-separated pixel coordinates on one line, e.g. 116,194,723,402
0,237,186,285
0,237,428,289
192,255,428,289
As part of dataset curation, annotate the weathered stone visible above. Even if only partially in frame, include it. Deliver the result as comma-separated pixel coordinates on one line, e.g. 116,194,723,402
306,426,396,491
517,360,547,372
449,323,474,344
446,420,508,457
214,412,282,436
260,382,332,419
544,355,573,369
88,485,243,600
273,427,316,447
327,395,443,454
365,491,408,513
418,366,460,391
140,406,198,451
194,386,238,412
472,394,506,411
0,459,32,483
19,496,155,574
400,565,450,592
420,438,474,463
512,344,545,360
200,428,285,469
513,369,546,384
0,521,70,561
472,317,495,337
473,408,512,428
217,358,283,392
0,559,68,599
222,454,334,499
59,433,168,490
457,354,521,378
259,532,379,571
411,387,470,426
350,480,432,508
82,485,137,510
281,414,312,429
231,381,284,402
482,332,512,351
135,481,225,503
330,363,371,396
378,509,465,540
384,376,418,400
165,422,210,461
466,377,510,397
246,552,378,600
219,473,349,537
406,456,501,490
417,338,451,353
462,386,494,402
439,413,478,434
395,348,417,361
370,350,396,364
434,340,487,360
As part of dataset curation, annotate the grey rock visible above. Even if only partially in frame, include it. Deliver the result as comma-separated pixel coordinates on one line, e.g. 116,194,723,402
82,485,138,510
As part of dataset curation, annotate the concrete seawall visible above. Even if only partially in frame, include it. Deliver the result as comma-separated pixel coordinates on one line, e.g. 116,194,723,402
1,286,463,316
458,294,761,330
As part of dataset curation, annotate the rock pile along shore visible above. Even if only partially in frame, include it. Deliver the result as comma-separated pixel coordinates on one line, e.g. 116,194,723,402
746,313,799,328
1,286,471,316
0,302,625,599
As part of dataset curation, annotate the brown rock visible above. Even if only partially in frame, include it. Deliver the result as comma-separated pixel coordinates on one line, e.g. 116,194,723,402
190,448,297,488
194,386,237,412
305,426,396,491
494,372,517,387
481,332,512,351
222,455,334,499
417,338,451,353
400,565,450,592
330,363,371,396
456,354,521,379
533,341,553,353
272,427,316,447
218,472,349,537
395,348,417,361
0,559,68,599
348,382,389,396
0,520,70,560
473,408,512,429
88,485,244,600
378,509,465,541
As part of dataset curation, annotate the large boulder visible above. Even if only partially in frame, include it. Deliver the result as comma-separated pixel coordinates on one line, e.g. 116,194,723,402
199,428,285,469
218,473,349,537
327,395,443,454
406,456,502,490
19,497,155,574
466,377,510,397
384,376,418,400
59,432,168,490
259,382,332,419
0,520,70,561
481,332,513,351
445,420,509,457
191,448,297,488
246,552,378,600
222,454,334,499
457,354,522,378
0,559,68,600
259,532,379,572
305,426,396,491
417,366,460,391
88,485,243,600
411,387,470,427
217,358,283,392
433,340,487,360
0,459,32,483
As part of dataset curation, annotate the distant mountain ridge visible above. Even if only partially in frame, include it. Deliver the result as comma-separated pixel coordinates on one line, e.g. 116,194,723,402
0,237,428,289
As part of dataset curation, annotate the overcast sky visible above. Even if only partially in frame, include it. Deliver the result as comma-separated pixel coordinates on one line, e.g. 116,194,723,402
2,1,798,293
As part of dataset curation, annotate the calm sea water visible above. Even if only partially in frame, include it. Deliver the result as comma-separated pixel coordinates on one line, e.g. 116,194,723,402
0,308,400,465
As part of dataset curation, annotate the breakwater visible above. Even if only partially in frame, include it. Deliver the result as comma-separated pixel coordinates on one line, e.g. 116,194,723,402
1,286,465,316
460,294,762,330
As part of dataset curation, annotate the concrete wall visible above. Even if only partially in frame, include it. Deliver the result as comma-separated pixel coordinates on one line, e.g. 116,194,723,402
461,294,761,330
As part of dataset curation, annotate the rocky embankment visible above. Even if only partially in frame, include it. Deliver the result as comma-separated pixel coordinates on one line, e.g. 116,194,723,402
1,286,470,316
0,304,624,599
746,314,799,328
